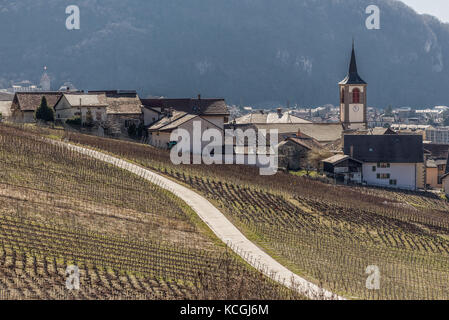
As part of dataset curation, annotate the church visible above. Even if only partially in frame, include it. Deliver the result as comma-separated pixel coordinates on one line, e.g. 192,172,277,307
339,41,367,131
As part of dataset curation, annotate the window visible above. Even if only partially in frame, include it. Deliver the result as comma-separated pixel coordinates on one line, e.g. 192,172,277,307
377,163,390,168
372,166,376,172
389,179,397,186
377,173,390,179
341,89,345,103
125,120,134,128
352,88,360,104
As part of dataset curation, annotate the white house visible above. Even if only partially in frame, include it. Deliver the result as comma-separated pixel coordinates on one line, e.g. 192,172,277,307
54,93,108,124
142,105,163,126
141,96,229,130
343,134,424,190
148,110,224,151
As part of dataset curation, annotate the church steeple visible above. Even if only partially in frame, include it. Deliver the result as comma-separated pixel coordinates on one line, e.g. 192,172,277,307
339,40,368,131
340,40,366,85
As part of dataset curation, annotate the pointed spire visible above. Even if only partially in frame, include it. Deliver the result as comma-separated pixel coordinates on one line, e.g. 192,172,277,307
339,39,366,85
349,40,358,74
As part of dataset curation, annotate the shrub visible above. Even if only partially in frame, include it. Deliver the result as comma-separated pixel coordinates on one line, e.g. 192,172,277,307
66,116,82,126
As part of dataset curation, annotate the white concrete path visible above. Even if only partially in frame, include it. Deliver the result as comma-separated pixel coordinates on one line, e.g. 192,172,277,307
55,140,344,300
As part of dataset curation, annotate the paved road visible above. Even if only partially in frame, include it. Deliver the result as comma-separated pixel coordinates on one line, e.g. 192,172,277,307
56,140,344,300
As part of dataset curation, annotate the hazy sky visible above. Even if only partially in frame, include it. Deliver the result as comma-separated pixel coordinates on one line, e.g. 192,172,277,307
400,0,449,23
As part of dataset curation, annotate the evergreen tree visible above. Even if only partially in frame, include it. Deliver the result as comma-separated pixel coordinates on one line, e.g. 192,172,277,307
35,96,54,122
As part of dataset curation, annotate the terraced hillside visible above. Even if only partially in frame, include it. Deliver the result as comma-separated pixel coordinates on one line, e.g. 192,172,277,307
0,124,296,300
62,130,449,300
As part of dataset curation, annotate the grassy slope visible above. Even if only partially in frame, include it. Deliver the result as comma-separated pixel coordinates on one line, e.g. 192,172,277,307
58,129,449,300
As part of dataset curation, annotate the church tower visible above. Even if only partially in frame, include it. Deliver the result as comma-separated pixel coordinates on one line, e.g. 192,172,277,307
339,41,367,130
40,66,51,91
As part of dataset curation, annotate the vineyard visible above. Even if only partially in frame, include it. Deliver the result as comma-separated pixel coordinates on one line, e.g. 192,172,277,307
59,129,449,299
0,124,297,300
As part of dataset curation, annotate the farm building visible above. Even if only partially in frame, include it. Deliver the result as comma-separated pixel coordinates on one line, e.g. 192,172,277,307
343,134,425,190
148,110,223,151
423,143,449,189
10,92,62,123
0,92,13,120
54,93,108,124
142,96,229,130
321,154,362,183
88,90,143,136
277,133,323,171
142,105,163,126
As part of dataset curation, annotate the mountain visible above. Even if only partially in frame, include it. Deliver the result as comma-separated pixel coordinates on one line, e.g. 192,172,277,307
0,0,448,108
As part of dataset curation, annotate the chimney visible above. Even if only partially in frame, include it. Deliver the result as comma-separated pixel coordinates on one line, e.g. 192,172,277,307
297,129,301,138
277,107,282,117
198,94,201,100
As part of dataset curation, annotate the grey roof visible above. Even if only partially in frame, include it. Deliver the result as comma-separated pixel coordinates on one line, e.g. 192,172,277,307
322,154,362,165
243,123,343,143
234,112,311,124
62,93,108,107
142,98,229,116
89,90,142,114
426,159,437,168
148,111,188,131
339,42,366,85
422,143,449,160
343,134,424,163
0,92,13,101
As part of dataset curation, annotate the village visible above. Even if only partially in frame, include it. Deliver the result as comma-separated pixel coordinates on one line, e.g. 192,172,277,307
0,44,448,197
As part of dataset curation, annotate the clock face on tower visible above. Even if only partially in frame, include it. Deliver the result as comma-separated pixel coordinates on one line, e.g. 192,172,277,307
352,105,360,112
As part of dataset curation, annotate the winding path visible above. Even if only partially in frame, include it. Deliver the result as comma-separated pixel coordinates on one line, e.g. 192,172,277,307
56,140,344,300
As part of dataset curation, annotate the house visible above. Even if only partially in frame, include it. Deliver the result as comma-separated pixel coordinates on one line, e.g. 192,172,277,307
0,92,14,120
423,143,449,189
442,155,449,197
425,126,449,144
10,92,62,123
90,90,143,136
322,154,363,183
54,93,108,124
230,123,344,145
142,106,163,126
148,110,223,151
278,133,323,171
142,96,229,129
343,134,424,190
